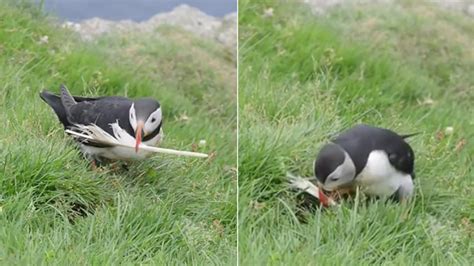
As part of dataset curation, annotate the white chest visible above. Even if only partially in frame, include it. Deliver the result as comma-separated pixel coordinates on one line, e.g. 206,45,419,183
356,150,412,197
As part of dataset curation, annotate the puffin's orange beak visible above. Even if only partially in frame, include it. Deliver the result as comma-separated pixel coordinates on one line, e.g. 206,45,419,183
318,189,330,207
135,121,144,153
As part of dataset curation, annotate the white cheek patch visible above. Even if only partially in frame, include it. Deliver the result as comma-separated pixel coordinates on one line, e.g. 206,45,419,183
324,152,356,190
129,103,137,130
144,108,162,134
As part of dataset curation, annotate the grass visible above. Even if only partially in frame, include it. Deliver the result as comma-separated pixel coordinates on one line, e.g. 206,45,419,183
0,2,236,264
239,0,473,264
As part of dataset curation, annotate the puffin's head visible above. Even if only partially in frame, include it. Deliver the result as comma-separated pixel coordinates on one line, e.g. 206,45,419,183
314,143,356,191
129,99,162,152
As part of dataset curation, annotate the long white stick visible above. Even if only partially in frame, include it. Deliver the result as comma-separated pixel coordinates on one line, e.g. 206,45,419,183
134,145,209,158
65,129,209,158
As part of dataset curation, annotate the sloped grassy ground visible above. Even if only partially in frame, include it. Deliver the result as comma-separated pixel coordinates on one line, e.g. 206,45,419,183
239,0,473,264
0,2,236,264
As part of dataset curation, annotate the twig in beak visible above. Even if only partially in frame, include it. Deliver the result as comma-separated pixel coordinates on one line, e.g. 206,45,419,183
65,129,209,158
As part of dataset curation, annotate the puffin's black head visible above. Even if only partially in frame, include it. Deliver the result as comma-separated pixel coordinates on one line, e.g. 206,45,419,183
314,143,356,191
129,98,162,152
386,140,415,177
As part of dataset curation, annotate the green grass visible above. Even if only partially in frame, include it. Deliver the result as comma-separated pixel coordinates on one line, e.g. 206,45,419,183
239,0,473,264
0,2,236,264
2,0,474,264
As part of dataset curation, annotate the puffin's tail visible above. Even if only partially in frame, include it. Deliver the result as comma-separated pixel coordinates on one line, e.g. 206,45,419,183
40,89,70,127
400,132,421,139
59,84,77,111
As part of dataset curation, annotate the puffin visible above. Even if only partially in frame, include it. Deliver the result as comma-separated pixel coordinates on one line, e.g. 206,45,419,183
40,85,163,164
291,124,418,206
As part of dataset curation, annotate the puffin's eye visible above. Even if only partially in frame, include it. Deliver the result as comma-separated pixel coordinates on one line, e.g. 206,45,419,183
151,118,156,123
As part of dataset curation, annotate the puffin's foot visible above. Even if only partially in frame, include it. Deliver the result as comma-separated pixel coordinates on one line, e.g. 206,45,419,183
90,158,107,171
88,158,129,172
91,159,98,171
328,187,356,201
107,161,129,172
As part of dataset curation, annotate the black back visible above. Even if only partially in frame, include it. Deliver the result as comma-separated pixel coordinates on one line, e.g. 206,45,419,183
68,98,135,136
40,89,132,136
40,90,103,128
332,124,415,177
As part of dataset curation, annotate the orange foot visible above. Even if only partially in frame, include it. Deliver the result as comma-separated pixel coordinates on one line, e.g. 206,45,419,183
91,160,98,171
328,187,356,201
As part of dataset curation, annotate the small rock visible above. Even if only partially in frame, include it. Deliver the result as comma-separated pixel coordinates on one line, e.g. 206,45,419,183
419,97,435,106
251,201,266,210
199,139,206,147
38,35,49,44
467,5,474,17
178,113,190,122
62,21,81,31
263,7,274,18
445,126,454,135
61,21,73,28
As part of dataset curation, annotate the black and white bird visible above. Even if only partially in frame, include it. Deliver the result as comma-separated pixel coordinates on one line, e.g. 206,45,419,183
40,85,164,163
291,124,417,204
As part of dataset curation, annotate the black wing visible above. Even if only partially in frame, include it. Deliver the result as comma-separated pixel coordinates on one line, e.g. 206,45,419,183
333,124,415,176
40,89,105,128
67,98,134,137
40,89,130,129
